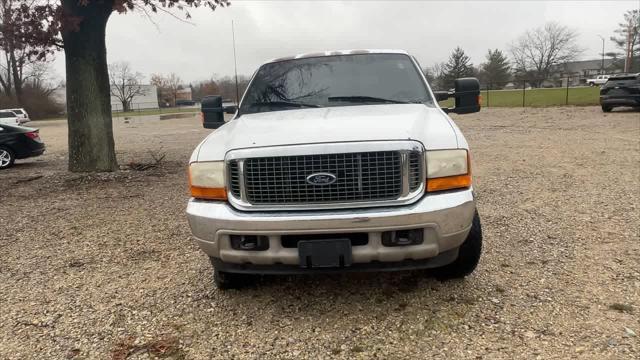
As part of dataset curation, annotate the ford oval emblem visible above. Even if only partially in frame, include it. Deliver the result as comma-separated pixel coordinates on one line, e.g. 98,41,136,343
306,172,337,186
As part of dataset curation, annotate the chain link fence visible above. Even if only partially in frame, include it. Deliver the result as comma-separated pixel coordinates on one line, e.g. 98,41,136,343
436,76,602,108
111,102,162,113
111,101,201,114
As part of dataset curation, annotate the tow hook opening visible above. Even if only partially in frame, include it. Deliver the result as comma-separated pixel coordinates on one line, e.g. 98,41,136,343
230,235,270,251
381,228,424,247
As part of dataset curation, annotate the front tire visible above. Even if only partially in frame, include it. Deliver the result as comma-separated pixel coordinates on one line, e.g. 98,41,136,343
210,258,254,290
601,105,613,113
0,146,15,169
432,211,482,280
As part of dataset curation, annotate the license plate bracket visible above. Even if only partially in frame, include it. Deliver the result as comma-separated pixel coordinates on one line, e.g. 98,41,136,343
298,239,352,268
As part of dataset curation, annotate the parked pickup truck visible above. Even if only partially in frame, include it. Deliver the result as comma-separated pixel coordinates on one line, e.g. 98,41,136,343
187,50,483,289
586,74,610,86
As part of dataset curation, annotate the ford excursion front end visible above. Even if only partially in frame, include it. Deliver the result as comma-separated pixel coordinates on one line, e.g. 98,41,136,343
186,50,483,289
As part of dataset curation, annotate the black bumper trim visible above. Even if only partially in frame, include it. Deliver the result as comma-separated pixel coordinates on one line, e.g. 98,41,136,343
600,96,640,107
210,248,459,275
16,147,45,160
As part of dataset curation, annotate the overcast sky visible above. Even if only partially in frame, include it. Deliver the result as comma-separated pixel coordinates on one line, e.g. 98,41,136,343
51,0,640,84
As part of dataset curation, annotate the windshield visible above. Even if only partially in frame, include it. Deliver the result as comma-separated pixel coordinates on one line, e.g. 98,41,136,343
240,53,434,114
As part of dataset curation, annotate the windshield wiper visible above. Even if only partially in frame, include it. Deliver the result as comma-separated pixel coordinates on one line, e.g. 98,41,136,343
249,101,320,109
328,96,412,104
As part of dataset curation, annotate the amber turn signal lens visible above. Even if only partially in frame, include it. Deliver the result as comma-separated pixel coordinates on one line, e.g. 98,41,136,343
190,186,227,200
426,174,472,192
187,163,227,200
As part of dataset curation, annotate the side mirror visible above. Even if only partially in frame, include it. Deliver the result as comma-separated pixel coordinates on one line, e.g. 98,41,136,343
452,78,481,114
433,91,451,102
201,95,225,129
223,105,237,114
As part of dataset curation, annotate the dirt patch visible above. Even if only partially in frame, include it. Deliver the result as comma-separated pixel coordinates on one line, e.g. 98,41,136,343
0,107,638,358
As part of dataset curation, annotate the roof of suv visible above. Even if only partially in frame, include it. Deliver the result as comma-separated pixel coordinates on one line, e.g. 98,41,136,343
609,73,640,79
267,49,409,64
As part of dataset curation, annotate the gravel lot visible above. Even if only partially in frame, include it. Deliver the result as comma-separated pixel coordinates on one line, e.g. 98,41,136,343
1,107,638,359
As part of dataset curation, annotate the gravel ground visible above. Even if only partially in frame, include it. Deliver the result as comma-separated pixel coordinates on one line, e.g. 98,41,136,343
0,107,638,359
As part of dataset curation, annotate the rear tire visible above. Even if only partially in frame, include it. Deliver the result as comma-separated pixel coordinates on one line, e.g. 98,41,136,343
432,210,482,280
601,105,613,113
0,146,15,169
210,258,254,290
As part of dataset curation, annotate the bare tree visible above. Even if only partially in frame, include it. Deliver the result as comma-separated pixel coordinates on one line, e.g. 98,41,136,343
108,61,145,112
165,73,182,106
423,62,445,89
510,22,583,86
150,73,168,89
150,72,182,106
150,73,168,107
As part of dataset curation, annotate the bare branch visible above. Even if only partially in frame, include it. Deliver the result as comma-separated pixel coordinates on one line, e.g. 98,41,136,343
510,22,583,85
108,61,147,111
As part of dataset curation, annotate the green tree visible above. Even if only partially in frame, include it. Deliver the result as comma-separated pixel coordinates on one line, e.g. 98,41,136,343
609,9,640,72
440,47,474,89
478,49,511,89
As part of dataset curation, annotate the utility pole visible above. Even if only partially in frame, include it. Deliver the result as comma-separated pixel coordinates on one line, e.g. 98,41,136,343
597,35,605,74
232,20,240,105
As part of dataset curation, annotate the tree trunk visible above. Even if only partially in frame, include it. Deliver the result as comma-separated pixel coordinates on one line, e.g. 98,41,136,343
62,0,117,172
122,100,129,112
9,50,23,105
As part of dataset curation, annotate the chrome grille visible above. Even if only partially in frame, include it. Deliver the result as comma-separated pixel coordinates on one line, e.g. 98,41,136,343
228,150,423,205
408,151,422,191
228,161,241,198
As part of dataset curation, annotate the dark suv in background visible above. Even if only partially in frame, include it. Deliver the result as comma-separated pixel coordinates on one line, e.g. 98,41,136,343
599,73,640,112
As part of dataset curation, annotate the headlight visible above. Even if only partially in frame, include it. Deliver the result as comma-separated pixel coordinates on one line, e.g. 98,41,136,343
188,161,227,200
426,149,471,192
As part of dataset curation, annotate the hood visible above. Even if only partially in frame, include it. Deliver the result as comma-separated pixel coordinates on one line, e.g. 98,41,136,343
194,104,460,162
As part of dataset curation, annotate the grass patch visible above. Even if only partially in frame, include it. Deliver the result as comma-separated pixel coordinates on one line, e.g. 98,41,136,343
35,107,199,122
439,86,600,108
114,107,198,118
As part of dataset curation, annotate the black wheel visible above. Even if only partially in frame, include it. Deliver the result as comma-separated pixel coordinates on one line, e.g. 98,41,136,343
0,146,15,169
432,211,482,280
601,105,613,113
210,258,254,290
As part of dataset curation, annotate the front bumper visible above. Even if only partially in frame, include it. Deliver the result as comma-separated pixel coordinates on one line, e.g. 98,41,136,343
600,95,640,107
187,188,476,272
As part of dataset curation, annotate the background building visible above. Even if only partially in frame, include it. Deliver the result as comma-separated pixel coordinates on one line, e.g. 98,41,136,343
52,85,159,112
110,85,159,112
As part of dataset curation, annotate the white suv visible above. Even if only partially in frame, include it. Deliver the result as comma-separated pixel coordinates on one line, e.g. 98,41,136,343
187,50,483,289
0,111,20,126
2,108,30,123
